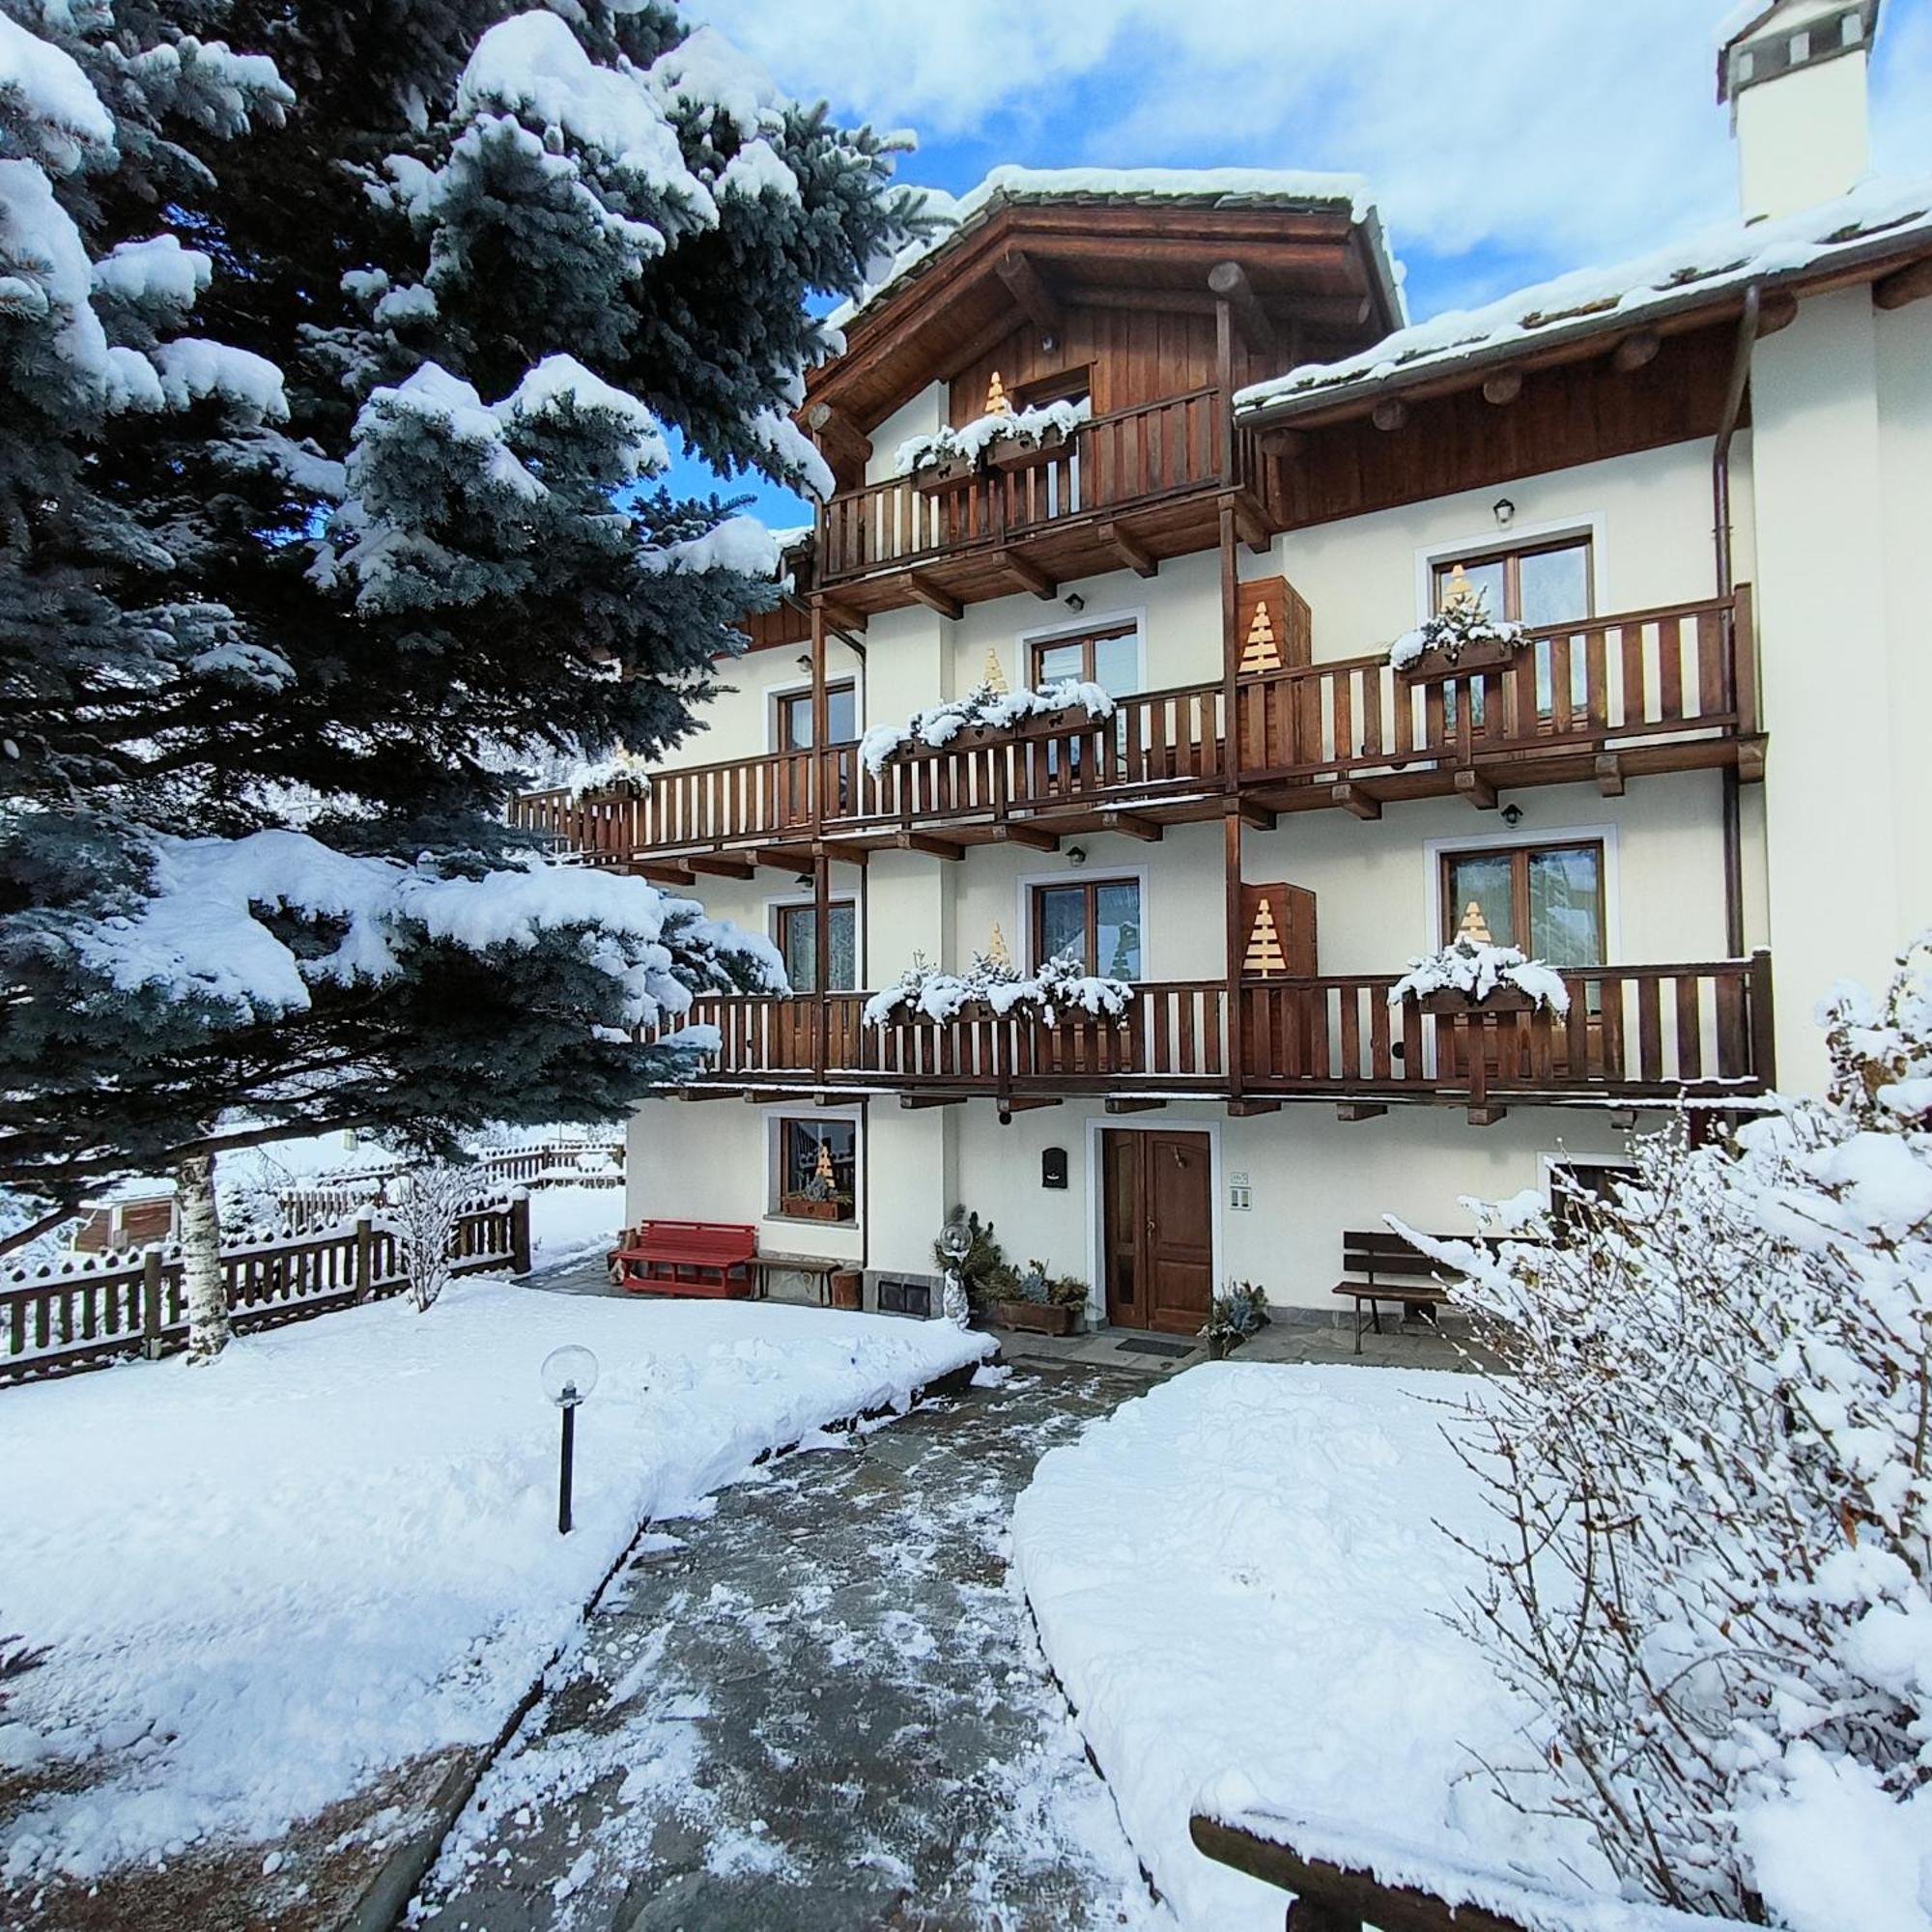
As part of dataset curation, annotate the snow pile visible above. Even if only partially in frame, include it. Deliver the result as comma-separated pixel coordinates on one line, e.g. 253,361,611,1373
1011,1365,1608,1931
895,396,1090,476
864,948,1132,1030
858,677,1114,776
1390,935,1571,1014
65,829,785,1028
834,165,1380,332
1387,593,1525,672
1238,174,1932,418
0,1284,992,1883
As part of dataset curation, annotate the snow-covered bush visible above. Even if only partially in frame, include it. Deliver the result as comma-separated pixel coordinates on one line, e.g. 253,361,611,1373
864,949,1133,1029
1406,936,1932,1927
1389,591,1526,672
858,678,1115,776
385,1161,479,1314
895,396,1090,475
1390,935,1571,1014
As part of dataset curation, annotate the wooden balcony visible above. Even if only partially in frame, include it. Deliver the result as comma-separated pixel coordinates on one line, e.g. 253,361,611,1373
817,386,1258,612
511,590,1758,871
644,955,1774,1119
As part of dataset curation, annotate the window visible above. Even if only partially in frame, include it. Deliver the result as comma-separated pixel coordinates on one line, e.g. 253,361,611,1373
1032,877,1143,979
1014,365,1092,412
776,1117,857,1221
774,900,856,993
775,681,856,752
1030,620,1138,697
1440,840,1605,968
1433,533,1595,722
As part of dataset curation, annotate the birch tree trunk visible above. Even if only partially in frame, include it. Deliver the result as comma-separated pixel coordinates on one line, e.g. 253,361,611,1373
177,1151,230,1363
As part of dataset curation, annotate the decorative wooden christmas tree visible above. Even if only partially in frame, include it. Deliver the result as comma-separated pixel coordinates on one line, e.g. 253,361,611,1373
986,922,1012,970
1238,597,1282,675
1441,562,1477,611
1244,897,1289,976
812,1139,836,1187
1456,898,1494,944
982,649,1009,696
984,370,1010,417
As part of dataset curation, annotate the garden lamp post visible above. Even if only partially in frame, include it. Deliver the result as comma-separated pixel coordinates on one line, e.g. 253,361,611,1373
541,1344,599,1535
938,1217,973,1331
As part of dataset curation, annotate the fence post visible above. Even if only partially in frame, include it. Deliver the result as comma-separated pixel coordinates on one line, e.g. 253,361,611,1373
141,1245,165,1359
510,1189,532,1277
354,1206,375,1301
1748,947,1776,1091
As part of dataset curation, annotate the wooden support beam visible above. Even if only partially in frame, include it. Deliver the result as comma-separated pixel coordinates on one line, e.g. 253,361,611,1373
637,863,697,887
674,1086,743,1101
997,1097,1062,1116
818,596,867,637
1370,396,1409,433
1610,328,1661,373
744,1090,812,1105
1227,1099,1281,1118
1481,368,1522,406
1336,1103,1387,1123
1332,781,1381,821
750,843,839,873
898,1094,966,1110
995,248,1062,330
1099,520,1158,578
1005,552,1058,600
1756,288,1800,335
1099,810,1163,843
1237,800,1278,832
1104,1098,1167,1114
803,399,871,475
1467,1103,1509,1127
904,571,964,620
1208,259,1279,358
895,831,966,860
1737,738,1767,783
932,305,1032,384
1593,753,1625,798
1454,770,1499,811
1231,494,1270,554
1257,425,1309,460
1874,257,1932,311
683,853,757,879
994,823,1059,852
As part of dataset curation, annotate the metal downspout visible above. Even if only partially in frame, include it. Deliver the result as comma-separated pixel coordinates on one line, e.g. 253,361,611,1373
1714,284,1761,959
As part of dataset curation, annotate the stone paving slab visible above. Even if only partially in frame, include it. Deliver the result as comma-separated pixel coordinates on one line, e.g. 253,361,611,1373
409,1366,1167,1932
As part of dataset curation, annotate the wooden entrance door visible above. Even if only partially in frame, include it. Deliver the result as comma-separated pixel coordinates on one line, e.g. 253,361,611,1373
1101,1129,1213,1334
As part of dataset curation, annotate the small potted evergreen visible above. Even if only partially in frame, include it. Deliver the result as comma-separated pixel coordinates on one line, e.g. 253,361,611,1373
1200,1282,1270,1360
990,1258,1090,1336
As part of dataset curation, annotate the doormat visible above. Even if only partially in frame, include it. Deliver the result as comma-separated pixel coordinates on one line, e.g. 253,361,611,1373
1116,1336,1194,1359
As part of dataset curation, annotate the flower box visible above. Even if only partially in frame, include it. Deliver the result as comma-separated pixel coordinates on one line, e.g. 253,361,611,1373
1397,634,1524,685
994,1298,1078,1336
780,1194,845,1223
1414,985,1540,1017
985,424,1073,475
911,452,977,496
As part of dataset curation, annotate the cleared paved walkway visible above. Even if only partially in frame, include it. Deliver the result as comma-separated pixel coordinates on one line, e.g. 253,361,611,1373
409,1366,1166,1931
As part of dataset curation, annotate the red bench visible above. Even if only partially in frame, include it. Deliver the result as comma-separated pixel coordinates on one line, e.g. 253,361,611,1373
611,1220,757,1298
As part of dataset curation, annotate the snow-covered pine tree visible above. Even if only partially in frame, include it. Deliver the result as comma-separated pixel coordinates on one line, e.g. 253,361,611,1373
0,7,922,1312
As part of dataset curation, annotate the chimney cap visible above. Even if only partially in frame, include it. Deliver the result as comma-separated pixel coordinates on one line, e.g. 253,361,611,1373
1717,0,1882,105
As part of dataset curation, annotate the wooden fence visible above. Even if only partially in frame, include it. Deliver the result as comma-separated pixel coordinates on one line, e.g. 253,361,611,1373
273,1142,623,1233
1,1193,531,1387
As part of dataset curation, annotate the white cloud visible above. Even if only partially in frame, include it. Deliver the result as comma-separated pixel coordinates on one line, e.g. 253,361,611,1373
693,0,1932,301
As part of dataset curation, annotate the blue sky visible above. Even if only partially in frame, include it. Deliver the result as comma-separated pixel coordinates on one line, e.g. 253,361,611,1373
678,0,1932,525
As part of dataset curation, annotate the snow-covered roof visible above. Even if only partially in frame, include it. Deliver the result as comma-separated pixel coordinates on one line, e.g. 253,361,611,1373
1236,172,1932,424
832,165,1395,336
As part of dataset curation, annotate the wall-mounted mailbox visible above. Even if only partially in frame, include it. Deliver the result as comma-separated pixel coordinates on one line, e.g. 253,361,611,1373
1041,1148,1068,1190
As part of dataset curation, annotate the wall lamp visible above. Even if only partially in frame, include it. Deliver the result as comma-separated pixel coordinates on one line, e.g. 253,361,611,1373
1064,592,1085,613
1493,497,1517,529
1501,803,1524,827
796,652,813,672
1066,845,1087,867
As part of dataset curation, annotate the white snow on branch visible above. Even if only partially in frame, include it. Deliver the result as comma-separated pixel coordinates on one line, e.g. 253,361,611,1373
746,404,834,499
636,513,781,580
1390,936,1571,1014
499,352,668,477
647,25,784,141
151,337,288,420
92,234,210,311
858,677,1114,776
0,12,114,171
717,136,799,205
68,831,784,1030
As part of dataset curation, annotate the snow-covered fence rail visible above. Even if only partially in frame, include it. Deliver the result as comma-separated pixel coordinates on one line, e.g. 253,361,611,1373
0,1194,531,1386
272,1142,622,1231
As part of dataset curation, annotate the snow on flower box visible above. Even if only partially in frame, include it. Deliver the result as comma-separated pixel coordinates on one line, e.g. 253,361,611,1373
897,397,1091,494
984,420,1075,475
910,450,977,496
1387,584,1527,687
858,678,1116,778
1390,936,1572,1018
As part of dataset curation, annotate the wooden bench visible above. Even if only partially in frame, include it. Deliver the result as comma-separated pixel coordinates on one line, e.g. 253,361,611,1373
1332,1229,1463,1354
611,1220,756,1298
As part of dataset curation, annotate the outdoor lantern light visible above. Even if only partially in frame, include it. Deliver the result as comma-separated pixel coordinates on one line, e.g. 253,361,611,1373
541,1344,599,1535
1493,497,1517,528
937,1217,973,1331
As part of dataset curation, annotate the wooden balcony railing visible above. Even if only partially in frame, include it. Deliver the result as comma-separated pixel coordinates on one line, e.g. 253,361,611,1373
819,386,1235,582
648,956,1773,1109
511,592,1753,863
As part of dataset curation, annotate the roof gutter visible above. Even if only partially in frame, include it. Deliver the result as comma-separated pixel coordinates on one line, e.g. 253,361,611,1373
1713,280,1761,960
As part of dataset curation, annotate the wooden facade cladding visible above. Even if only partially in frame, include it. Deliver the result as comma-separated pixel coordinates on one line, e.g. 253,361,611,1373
640,954,1775,1113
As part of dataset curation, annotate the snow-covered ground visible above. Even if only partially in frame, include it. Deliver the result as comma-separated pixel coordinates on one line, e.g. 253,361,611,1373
1010,1363,1608,1931
526,1181,620,1273
0,1282,990,1888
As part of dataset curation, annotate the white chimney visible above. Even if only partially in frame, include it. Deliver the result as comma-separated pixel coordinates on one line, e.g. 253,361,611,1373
1718,0,1881,220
